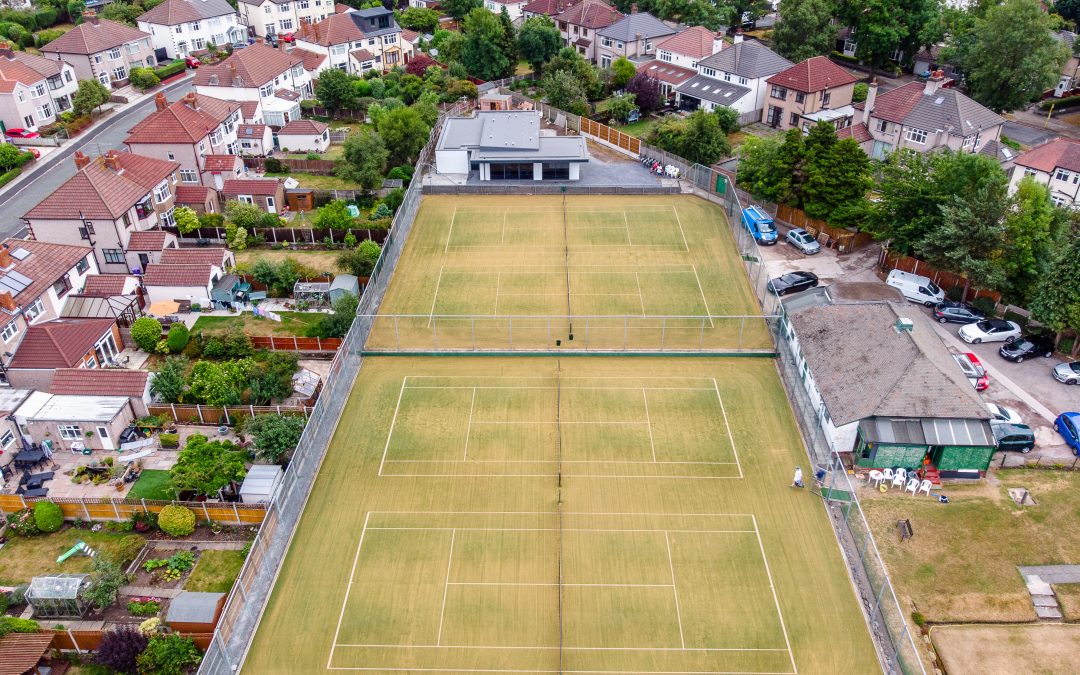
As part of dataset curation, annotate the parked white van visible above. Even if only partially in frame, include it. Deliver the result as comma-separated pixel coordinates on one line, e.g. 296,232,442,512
886,270,946,306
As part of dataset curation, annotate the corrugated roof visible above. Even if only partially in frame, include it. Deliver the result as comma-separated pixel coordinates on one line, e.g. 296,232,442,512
81,274,135,296
41,18,149,56
24,153,178,221
138,0,235,25
766,56,858,93
142,263,213,287
50,368,148,397
697,39,791,80
279,119,328,135
127,230,168,251
597,12,675,42
126,94,240,145
193,43,303,88
0,238,92,307
8,317,116,369
221,178,281,196
655,26,717,59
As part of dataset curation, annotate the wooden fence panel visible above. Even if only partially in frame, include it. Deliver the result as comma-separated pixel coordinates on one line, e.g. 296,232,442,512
0,494,268,526
50,630,214,653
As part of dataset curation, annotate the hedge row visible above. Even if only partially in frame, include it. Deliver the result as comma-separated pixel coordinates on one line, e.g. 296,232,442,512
154,60,186,80
0,167,21,189
1040,95,1080,110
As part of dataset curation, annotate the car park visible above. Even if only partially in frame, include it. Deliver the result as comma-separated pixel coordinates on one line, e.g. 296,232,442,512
741,206,778,245
992,423,1036,453
987,403,1022,426
5,128,38,139
958,319,1021,344
999,333,1056,362
932,300,985,324
886,269,945,306
767,271,818,296
1054,412,1080,454
953,352,989,391
1053,361,1080,385
785,228,820,254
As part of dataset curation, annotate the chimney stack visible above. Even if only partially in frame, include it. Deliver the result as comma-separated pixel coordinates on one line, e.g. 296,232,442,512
0,247,13,270
713,32,725,55
103,150,122,172
183,91,198,110
0,42,13,59
0,292,16,312
733,29,743,44
83,10,99,25
923,69,945,96
278,38,286,52
255,37,264,45
230,62,240,86
864,79,878,117
154,92,167,111
73,150,90,170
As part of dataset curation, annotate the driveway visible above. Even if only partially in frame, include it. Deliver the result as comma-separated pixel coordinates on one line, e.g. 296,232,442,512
1002,120,1057,148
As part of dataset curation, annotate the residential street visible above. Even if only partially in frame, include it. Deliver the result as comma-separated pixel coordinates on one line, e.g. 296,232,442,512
0,77,194,239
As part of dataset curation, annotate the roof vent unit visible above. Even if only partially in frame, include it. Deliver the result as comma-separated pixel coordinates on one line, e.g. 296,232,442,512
894,317,914,334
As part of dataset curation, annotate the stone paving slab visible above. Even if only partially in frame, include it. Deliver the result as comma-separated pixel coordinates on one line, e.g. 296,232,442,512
1036,605,1063,619
1034,595,1060,607
1019,565,1080,584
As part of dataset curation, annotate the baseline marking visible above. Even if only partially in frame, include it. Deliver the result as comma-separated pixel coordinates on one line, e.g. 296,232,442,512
713,378,743,479
751,515,798,674
436,529,456,646
327,511,371,669
665,531,686,649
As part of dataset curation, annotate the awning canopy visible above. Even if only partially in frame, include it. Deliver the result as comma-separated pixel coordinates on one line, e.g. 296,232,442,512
859,417,994,448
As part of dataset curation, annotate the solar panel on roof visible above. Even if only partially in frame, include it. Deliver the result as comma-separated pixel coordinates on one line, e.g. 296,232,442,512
0,278,25,294
10,248,30,260
8,271,32,286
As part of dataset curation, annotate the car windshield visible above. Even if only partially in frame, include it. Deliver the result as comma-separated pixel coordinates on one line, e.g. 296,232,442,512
927,280,942,295
1013,340,1034,351
759,220,775,233
974,321,994,332
1070,362,1080,374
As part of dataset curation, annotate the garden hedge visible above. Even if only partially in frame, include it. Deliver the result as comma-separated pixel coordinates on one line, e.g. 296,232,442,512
159,433,180,449
158,505,195,536
1041,95,1080,110
32,500,63,533
0,168,20,189
153,60,186,80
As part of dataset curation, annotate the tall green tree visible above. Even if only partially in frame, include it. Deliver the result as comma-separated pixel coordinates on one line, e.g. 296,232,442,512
736,134,785,202
771,0,837,62
441,0,481,20
801,125,873,221
843,0,908,77
517,16,562,75
1002,177,1069,303
916,184,1008,295
610,56,637,89
72,78,110,116
646,110,731,166
542,69,589,115
498,7,517,68
338,128,389,190
150,356,188,404
376,106,430,167
315,67,357,113
545,47,601,98
245,414,305,463
1029,219,1080,333
867,149,940,252
963,0,1068,112
461,8,512,81
397,7,440,32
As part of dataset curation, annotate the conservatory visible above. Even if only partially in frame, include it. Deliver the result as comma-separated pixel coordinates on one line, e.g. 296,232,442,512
26,574,90,618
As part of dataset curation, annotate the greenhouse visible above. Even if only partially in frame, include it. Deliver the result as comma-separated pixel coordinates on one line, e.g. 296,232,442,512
26,574,90,618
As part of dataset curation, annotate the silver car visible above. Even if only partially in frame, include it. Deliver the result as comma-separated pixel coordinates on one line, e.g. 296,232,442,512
1054,361,1080,385
785,228,821,254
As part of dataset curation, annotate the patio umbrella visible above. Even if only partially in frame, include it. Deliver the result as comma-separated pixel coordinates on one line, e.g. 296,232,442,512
146,300,181,317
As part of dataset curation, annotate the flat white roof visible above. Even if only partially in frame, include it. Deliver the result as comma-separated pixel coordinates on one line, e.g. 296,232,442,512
15,391,130,423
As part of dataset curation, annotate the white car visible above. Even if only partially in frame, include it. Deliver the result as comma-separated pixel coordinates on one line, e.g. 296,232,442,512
958,319,1021,344
987,403,1022,426
785,228,821,254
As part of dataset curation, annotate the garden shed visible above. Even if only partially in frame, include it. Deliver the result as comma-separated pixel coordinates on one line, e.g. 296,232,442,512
165,591,226,632
239,464,284,504
26,574,90,618
329,274,359,304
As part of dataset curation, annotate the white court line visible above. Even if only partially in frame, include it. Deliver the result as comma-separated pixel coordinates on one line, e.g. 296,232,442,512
402,385,715,390
444,207,457,254
405,375,718,381
665,531,686,649
385,459,739,465
642,388,657,463
691,265,715,329
376,378,408,477
752,515,798,674
328,511,371,669
501,210,507,245
436,529,456,646
634,272,647,317
463,388,476,461
493,272,501,315
470,420,651,425
330,669,796,674
363,510,756,516
672,204,690,252
438,264,702,270
365,528,754,533
427,265,444,328
446,582,674,588
623,211,632,246
713,378,743,479
335,644,787,652
379,473,745,479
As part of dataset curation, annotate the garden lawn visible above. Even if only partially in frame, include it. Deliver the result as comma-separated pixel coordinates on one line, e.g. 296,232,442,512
128,469,174,501
265,171,355,191
184,549,247,593
235,249,346,275
192,311,326,337
615,115,663,139
0,529,145,585
284,145,344,161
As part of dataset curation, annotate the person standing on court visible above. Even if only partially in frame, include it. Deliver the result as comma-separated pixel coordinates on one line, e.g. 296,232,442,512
791,466,803,488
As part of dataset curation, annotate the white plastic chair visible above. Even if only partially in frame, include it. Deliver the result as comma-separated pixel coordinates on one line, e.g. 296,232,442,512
881,468,894,487
891,469,907,488
905,477,920,495
919,479,933,496
867,469,884,488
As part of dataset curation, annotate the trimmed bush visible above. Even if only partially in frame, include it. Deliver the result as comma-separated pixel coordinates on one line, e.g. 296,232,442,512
157,505,195,537
159,433,180,449
0,616,39,639
1041,95,1080,110
0,167,20,189
129,66,160,91
153,59,186,80
130,317,163,351
166,323,189,353
32,500,63,533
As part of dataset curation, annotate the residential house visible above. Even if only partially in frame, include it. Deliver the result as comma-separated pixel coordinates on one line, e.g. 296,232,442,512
654,25,723,69
0,44,79,131
124,92,243,186
192,42,315,127
80,273,142,297
674,37,791,118
159,246,236,271
484,0,530,22
13,389,138,452
551,0,623,63
220,178,285,212
125,230,178,272
1008,137,1080,207
277,119,329,152
237,0,336,38
782,283,996,478
49,368,151,417
842,73,1005,160
141,263,219,306
763,56,859,132
40,12,155,88
200,154,245,189
239,100,263,123
1053,30,1079,97
175,185,222,215
636,60,695,102
836,26,903,64
294,6,410,74
5,317,123,390
137,0,245,59
594,12,676,68
0,240,98,385
521,0,574,21
22,150,181,273
237,122,273,155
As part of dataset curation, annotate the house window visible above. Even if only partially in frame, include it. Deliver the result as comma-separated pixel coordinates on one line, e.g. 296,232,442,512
24,298,44,323
191,21,200,31
264,4,272,12
795,92,805,104
154,181,171,202
659,51,671,62
0,430,13,449
36,104,52,121
176,24,184,33
52,276,71,297
64,70,72,82
162,207,176,228
192,38,206,50
76,256,90,273
180,169,198,182
238,195,254,204
299,0,309,7
260,83,273,97
723,72,731,81
279,18,294,31
702,67,716,78
1051,195,1068,207
905,127,928,144
0,321,17,342
600,55,611,68
875,119,888,133
331,44,347,56
789,112,799,126
58,425,81,440
770,85,787,99
209,129,223,145
601,37,612,47
821,90,831,107
102,249,125,264
126,42,141,55
1055,168,1078,183
107,47,121,60
32,83,45,98
112,67,127,82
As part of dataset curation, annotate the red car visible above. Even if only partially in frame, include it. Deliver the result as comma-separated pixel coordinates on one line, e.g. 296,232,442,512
184,56,200,68
954,352,990,391
5,128,39,139
279,32,295,43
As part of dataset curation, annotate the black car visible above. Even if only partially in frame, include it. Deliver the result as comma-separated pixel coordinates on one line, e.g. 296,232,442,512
932,300,985,324
999,333,1056,363
992,423,1036,453
768,271,819,296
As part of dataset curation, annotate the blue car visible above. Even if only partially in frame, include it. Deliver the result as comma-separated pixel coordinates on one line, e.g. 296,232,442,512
1054,412,1080,454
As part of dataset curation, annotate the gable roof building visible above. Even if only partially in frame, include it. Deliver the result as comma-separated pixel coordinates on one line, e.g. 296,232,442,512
137,0,245,59
1008,137,1080,207
7,317,118,370
49,368,149,398
41,12,156,86
294,7,409,75
763,56,860,132
655,26,723,67
675,38,791,116
192,42,314,127
594,12,676,66
0,45,79,132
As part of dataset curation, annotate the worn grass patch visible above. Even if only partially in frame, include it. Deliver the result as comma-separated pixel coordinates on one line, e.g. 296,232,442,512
931,624,1080,675
235,249,347,276
192,311,326,337
184,549,247,593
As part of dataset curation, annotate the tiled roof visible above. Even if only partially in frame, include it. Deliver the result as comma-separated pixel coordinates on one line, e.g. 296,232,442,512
50,368,149,397
0,53,47,88
0,238,92,307
297,12,366,46
41,18,149,55
292,47,327,71
8,318,115,369
655,26,717,59
24,152,178,220
202,155,239,172
127,230,168,250
81,274,134,296
238,123,267,138
350,48,374,62
239,101,260,121
597,12,674,41
400,29,420,43
697,39,792,80
10,50,66,78
125,94,240,144
557,0,622,30
767,56,858,93
522,0,574,15
674,74,751,106
0,633,56,675
175,185,213,204
142,263,213,287
836,122,872,143
138,0,235,25
335,2,351,11
1013,137,1080,173
193,43,303,88
221,178,280,196
864,81,1004,136
279,119,328,135
274,88,301,101
639,60,694,86
159,248,230,266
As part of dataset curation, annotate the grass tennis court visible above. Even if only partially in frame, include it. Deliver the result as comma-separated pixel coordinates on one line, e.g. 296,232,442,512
367,195,772,352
